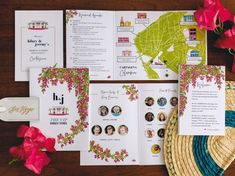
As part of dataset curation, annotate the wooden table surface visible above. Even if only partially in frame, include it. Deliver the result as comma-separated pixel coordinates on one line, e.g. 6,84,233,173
0,0,235,175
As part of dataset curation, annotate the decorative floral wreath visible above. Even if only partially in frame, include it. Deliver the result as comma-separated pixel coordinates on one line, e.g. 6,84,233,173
89,140,128,162
38,66,89,148
66,10,78,23
122,84,138,101
179,64,225,117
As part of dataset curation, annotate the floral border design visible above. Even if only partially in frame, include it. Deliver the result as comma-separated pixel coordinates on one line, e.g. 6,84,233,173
179,65,225,117
38,66,89,148
89,140,128,162
122,84,138,101
66,10,78,23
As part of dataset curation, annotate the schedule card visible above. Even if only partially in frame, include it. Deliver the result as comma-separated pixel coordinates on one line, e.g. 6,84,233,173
66,10,207,80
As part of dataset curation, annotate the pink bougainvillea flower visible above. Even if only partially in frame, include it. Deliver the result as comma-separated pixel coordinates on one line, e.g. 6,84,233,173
44,138,56,152
215,0,233,22
194,0,233,30
24,150,51,175
17,125,29,138
194,7,219,30
215,25,235,50
195,0,235,73
214,25,235,73
9,125,55,175
224,24,235,37
9,145,27,160
214,36,235,50
24,126,40,139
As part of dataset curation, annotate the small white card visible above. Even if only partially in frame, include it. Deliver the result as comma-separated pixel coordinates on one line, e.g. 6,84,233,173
15,11,63,81
30,67,89,151
0,97,39,121
178,65,225,136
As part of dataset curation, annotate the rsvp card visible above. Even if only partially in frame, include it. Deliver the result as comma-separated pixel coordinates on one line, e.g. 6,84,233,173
15,11,63,81
178,65,225,136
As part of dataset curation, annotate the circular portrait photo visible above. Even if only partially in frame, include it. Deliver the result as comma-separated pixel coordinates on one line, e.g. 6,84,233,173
111,105,122,116
157,112,167,122
151,144,161,154
145,128,155,138
118,125,128,136
91,125,102,136
98,106,109,116
157,128,165,138
145,112,154,122
170,97,178,106
145,97,155,106
105,125,115,136
157,97,167,107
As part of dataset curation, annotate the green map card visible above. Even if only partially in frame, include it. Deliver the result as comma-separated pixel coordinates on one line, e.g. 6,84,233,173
66,10,207,80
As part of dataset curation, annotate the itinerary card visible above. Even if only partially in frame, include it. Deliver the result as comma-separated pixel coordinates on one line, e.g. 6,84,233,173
15,11,63,81
178,65,225,136
30,67,89,151
66,10,207,80
81,83,178,165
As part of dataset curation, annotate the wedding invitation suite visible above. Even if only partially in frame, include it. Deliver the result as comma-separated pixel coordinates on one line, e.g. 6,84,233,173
66,10,207,80
81,83,178,165
178,65,225,136
15,11,63,81
30,67,89,151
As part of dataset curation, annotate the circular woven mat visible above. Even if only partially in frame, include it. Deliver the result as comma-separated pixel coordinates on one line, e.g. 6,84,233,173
164,81,235,176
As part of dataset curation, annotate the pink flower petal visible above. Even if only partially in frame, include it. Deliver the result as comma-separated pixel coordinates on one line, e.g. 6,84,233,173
215,36,235,50
9,145,26,160
17,125,29,138
194,8,219,30
44,138,56,152
215,0,233,22
24,127,39,139
33,132,46,146
224,25,235,37
24,151,51,175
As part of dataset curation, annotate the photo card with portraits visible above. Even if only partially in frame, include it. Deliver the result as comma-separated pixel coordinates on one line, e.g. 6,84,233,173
138,83,178,165
81,84,139,165
81,83,178,165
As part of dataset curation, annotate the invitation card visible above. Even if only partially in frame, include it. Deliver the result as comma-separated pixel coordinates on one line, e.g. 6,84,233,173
80,83,178,165
15,11,63,81
178,65,225,136
66,10,207,80
30,67,89,151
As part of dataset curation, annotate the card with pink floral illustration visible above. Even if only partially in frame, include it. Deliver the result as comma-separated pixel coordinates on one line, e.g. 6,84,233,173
81,84,139,165
30,67,89,151
178,65,225,136
81,83,178,165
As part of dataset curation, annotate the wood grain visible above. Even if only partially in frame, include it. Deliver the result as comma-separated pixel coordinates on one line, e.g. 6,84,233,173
0,0,234,175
